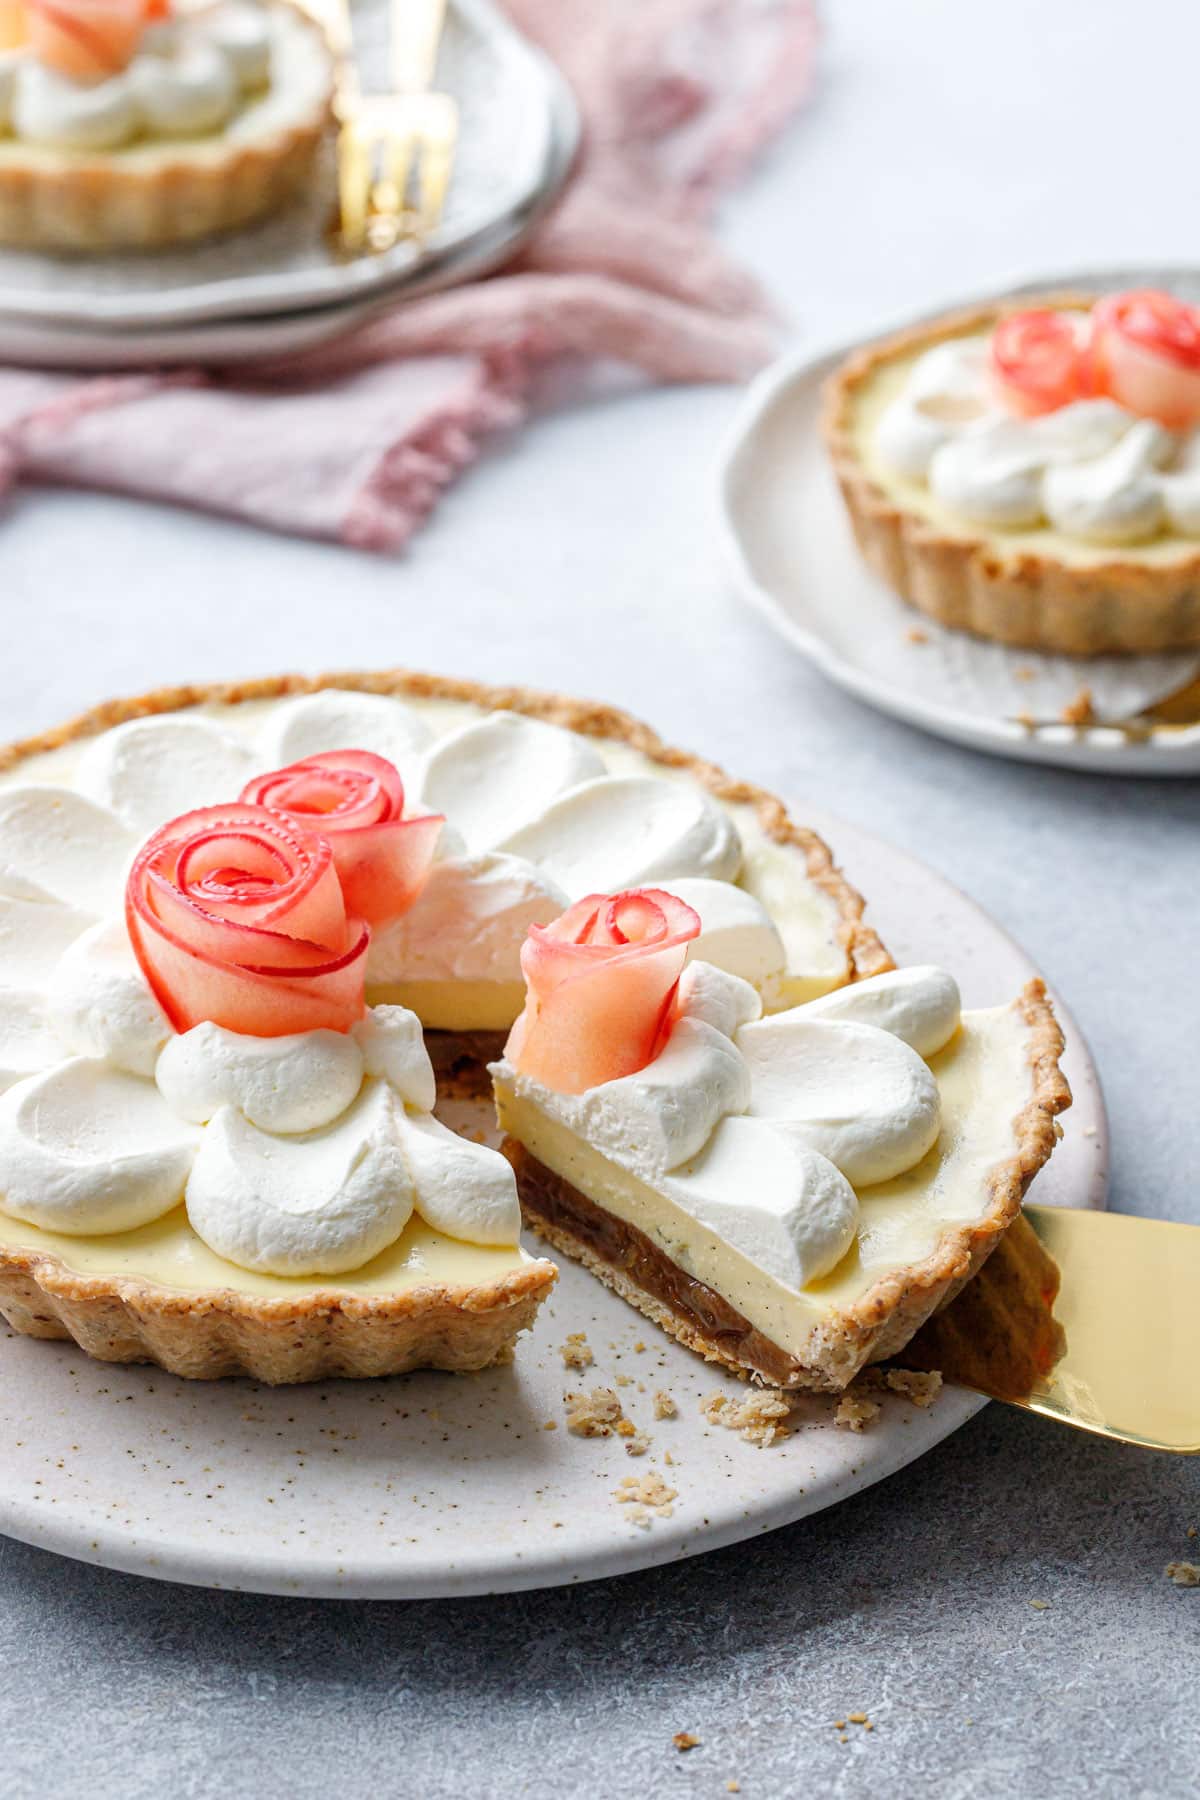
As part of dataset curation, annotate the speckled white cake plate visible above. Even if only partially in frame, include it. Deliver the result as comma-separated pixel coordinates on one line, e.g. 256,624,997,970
0,811,1107,1599
719,264,1200,776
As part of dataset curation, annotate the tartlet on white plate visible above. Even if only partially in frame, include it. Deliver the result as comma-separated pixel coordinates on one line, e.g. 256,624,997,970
824,289,1200,655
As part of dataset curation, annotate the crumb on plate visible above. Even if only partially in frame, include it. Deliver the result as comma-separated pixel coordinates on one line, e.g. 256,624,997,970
701,1389,792,1447
560,1332,593,1371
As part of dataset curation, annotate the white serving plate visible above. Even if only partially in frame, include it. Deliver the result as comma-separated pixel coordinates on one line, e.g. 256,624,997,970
719,265,1200,775
0,0,577,333
0,810,1106,1599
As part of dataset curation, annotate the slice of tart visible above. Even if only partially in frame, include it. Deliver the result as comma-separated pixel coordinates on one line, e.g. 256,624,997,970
0,672,888,1383
493,892,1069,1390
0,0,332,250
824,287,1200,654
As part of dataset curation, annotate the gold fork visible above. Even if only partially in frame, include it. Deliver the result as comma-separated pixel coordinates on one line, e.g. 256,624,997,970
329,0,459,255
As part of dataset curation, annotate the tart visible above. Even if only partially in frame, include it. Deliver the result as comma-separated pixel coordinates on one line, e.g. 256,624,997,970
824,287,1200,654
0,0,332,250
0,671,891,1383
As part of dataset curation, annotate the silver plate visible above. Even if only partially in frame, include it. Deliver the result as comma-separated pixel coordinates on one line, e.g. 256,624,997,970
0,0,577,331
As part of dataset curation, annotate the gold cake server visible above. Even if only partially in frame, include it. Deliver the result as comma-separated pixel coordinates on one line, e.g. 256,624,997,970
902,1205,1200,1453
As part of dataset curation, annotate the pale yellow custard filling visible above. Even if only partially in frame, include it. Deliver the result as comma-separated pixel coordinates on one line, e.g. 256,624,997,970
850,335,1200,570
0,1203,534,1298
494,1006,1032,1361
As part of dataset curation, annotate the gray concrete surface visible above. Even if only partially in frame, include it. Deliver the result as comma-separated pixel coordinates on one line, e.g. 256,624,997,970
2,2,1199,1793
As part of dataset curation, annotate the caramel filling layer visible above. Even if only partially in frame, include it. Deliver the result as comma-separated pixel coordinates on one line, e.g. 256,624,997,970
507,1141,808,1385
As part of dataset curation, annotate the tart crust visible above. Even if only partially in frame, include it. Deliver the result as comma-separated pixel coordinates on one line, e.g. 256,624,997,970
0,667,888,1381
0,1252,556,1383
510,981,1069,1391
0,3,332,251
823,293,1200,656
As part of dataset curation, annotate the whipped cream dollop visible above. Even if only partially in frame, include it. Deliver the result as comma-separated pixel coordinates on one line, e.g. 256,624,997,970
498,964,960,1290
873,331,1200,545
0,787,135,919
0,4,273,153
0,990,68,1094
500,774,742,897
50,918,173,1076
186,1078,418,1277
777,964,960,1060
75,715,255,836
256,689,434,784
0,1058,199,1234
367,851,568,989
670,877,787,1001
418,711,607,851
736,1013,940,1187
157,1019,366,1134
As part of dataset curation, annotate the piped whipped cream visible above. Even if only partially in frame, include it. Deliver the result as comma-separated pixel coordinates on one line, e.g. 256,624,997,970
737,1013,941,1187
50,918,172,1076
2,4,272,153
0,879,95,989
499,774,743,898
667,1118,859,1292
873,331,1200,545
0,1058,198,1234
185,1078,417,1276
75,714,254,836
417,711,608,851
0,787,134,918
367,851,568,989
791,964,960,1058
256,688,434,783
0,990,66,1094
157,1019,365,1134
670,876,787,1001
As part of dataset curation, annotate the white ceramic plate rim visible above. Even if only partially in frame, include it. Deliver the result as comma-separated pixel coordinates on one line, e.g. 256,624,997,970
0,0,578,330
717,262,1200,776
0,809,1107,1599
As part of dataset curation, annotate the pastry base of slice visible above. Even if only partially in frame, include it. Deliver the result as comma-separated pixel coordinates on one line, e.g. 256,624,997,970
501,982,1070,1391
0,1212,556,1384
823,294,1200,656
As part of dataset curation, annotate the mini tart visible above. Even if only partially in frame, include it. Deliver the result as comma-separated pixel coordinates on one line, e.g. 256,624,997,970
0,669,888,1383
497,982,1069,1391
0,1,332,251
823,293,1200,656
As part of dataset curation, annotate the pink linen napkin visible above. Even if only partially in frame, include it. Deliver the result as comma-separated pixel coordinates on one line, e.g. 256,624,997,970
0,0,817,550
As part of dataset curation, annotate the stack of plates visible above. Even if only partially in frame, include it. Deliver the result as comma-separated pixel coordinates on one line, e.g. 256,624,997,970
0,0,578,368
